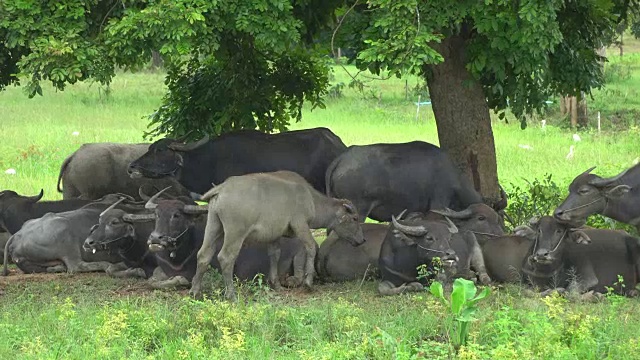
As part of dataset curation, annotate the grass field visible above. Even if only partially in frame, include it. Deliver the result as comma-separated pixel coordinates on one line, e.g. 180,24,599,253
1,48,640,358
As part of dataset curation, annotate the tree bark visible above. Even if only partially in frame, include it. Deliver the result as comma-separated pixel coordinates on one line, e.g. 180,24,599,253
560,96,568,116
424,34,501,207
151,50,163,70
577,92,588,127
570,96,578,128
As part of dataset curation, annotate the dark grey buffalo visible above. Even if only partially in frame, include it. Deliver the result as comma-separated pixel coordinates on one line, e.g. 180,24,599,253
554,165,640,230
479,233,534,284
2,198,135,276
519,216,640,295
0,189,93,234
122,189,311,289
83,199,159,279
324,142,504,222
127,127,347,195
185,171,365,301
378,212,461,295
318,204,502,283
57,143,189,200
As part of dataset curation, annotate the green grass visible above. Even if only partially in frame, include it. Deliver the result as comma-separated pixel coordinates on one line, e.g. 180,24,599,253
2,60,640,358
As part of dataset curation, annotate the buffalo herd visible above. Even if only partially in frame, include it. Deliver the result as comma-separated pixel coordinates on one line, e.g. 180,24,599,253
2,127,640,301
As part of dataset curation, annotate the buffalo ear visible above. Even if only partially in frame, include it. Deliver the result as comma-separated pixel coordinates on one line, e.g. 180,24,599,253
513,225,536,240
605,185,631,198
176,153,184,167
570,230,591,245
392,229,415,246
342,202,357,214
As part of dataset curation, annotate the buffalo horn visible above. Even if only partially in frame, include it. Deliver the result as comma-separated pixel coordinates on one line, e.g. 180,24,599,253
391,215,429,236
26,189,44,203
100,197,126,218
396,209,408,220
182,204,209,214
579,166,597,177
145,186,172,210
431,207,473,219
123,213,157,222
168,134,210,152
588,167,630,187
175,130,194,142
443,216,459,234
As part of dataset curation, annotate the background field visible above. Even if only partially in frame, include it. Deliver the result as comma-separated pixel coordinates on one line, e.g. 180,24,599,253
1,40,640,359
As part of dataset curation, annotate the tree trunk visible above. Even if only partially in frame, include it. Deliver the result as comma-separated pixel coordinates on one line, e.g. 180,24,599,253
577,92,588,127
424,34,501,207
151,50,163,70
560,96,568,116
570,96,578,128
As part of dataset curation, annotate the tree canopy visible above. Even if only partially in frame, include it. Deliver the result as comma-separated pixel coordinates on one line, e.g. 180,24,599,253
1,0,639,206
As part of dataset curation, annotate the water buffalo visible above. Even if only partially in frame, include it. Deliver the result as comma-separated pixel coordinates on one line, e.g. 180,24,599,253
378,212,460,295
554,165,640,231
519,216,640,295
127,127,347,195
318,204,501,283
479,234,534,284
185,171,365,301
316,223,388,282
92,189,311,289
83,199,159,279
324,142,504,222
2,198,137,276
57,143,189,200
0,189,94,234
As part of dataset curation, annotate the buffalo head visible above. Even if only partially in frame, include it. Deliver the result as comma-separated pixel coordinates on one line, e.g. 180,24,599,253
430,203,505,244
127,135,209,179
521,216,590,266
83,198,140,253
327,199,365,246
125,187,207,254
554,166,632,226
390,211,459,267
0,189,44,232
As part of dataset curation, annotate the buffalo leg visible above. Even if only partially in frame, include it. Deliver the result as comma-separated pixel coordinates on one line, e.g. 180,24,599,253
291,222,317,289
573,260,599,293
190,212,224,300
67,260,114,273
285,247,306,288
46,264,68,273
469,242,491,285
267,242,283,291
107,266,147,279
150,276,190,289
215,228,249,302
378,280,423,296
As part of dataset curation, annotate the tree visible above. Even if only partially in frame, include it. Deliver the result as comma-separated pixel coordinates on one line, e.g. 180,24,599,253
1,0,638,208
0,0,341,136
332,0,638,206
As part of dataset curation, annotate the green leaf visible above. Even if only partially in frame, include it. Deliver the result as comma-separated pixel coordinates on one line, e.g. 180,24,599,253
429,281,446,304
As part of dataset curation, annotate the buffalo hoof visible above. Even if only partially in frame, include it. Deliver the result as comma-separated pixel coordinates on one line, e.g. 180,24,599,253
580,290,604,303
406,282,424,292
189,289,203,301
540,287,566,298
282,276,303,288
479,274,492,285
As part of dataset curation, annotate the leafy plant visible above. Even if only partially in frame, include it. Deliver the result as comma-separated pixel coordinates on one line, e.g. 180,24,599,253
429,278,491,349
503,174,564,230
